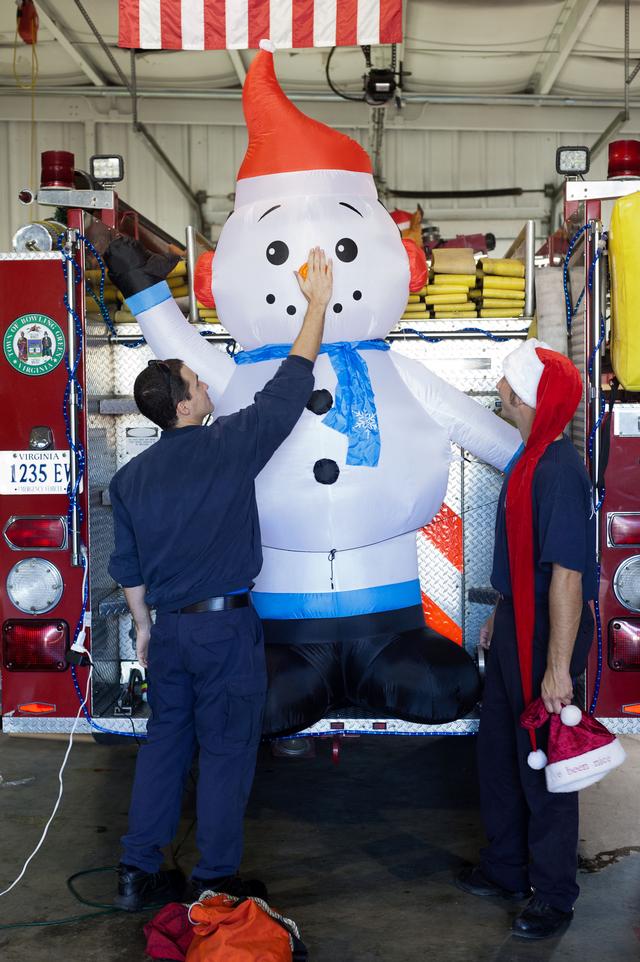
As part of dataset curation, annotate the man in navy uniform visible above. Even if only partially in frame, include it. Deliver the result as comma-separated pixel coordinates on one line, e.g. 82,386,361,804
107,242,333,911
457,339,596,940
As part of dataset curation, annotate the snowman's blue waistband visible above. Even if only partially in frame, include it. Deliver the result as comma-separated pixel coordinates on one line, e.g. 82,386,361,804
252,579,421,620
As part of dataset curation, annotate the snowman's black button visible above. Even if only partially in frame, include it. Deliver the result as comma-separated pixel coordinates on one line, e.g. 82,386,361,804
306,389,333,415
313,459,339,484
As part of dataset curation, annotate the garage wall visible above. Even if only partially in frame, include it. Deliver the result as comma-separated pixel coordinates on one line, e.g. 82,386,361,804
1,98,639,255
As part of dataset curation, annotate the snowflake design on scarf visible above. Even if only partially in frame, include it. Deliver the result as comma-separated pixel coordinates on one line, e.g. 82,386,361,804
353,409,378,435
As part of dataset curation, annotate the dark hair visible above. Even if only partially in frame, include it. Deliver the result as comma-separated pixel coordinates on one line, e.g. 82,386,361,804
133,358,191,430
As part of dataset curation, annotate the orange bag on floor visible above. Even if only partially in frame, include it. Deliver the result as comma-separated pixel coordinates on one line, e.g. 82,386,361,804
186,894,307,962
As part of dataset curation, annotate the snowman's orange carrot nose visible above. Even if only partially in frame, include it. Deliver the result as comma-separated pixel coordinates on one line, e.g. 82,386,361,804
298,261,308,280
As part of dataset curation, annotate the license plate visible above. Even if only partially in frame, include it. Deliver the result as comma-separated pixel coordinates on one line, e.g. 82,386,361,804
0,450,75,495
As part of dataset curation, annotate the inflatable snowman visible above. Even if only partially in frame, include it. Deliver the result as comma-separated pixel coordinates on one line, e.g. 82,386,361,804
120,41,520,735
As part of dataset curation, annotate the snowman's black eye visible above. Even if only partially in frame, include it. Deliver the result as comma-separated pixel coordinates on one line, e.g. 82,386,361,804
266,240,289,265
335,238,358,262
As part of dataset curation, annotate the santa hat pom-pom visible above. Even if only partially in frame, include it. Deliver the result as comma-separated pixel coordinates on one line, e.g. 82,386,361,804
259,38,276,52
560,705,582,727
527,749,548,770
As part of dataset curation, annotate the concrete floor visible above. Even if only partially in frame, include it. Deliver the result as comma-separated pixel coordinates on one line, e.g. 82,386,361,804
0,732,638,962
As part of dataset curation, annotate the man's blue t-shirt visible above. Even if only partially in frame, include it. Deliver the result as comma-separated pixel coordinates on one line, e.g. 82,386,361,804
491,435,597,600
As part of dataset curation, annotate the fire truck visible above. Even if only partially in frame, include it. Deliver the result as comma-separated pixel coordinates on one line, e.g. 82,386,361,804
1,147,638,741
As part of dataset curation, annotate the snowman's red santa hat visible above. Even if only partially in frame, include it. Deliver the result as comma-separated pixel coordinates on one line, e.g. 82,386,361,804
235,39,377,208
521,698,626,792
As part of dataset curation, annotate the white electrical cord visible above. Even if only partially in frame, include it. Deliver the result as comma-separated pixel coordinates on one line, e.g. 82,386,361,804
70,546,91,654
0,665,92,898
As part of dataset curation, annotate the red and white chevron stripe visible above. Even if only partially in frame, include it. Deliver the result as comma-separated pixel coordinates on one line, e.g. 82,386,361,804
418,502,464,647
118,0,402,50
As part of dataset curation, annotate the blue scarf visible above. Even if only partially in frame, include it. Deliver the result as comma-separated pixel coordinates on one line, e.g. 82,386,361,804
234,339,390,467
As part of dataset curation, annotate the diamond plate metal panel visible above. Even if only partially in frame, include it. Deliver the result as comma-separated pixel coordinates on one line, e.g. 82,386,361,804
85,331,114,397
8,714,635,736
112,341,156,396
2,715,149,735
296,716,480,736
391,327,526,394
462,454,504,653
88,495,117,606
417,448,463,644
111,324,231,395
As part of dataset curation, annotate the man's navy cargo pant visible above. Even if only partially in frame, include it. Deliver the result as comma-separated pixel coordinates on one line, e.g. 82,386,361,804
477,596,594,913
121,604,267,879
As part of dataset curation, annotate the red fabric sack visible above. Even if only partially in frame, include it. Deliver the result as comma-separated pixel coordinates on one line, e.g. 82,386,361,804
144,901,195,961
186,893,302,962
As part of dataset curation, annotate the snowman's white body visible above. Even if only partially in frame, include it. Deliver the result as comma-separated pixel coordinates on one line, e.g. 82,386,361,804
135,173,519,622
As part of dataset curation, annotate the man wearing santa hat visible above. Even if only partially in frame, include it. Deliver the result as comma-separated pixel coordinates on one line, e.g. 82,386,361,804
456,339,597,940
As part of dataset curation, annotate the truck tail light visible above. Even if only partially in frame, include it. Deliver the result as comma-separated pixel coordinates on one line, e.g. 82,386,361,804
612,556,640,611
609,619,640,671
608,513,640,547
17,702,56,715
2,620,68,671
4,517,66,550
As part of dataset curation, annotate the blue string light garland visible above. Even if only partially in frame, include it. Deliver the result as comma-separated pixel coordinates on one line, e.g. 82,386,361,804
562,222,590,335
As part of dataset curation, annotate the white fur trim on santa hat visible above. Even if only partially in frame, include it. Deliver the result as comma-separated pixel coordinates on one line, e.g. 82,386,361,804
502,338,552,408
545,737,626,793
560,705,582,727
234,168,377,209
527,749,548,770
259,39,276,52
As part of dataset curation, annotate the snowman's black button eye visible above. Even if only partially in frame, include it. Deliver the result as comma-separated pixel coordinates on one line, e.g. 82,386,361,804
335,238,358,262
266,241,289,265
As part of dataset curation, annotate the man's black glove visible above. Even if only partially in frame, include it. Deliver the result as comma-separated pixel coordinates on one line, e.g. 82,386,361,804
103,236,180,299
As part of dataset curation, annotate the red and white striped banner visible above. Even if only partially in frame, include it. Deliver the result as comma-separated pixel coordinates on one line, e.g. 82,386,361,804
118,0,402,50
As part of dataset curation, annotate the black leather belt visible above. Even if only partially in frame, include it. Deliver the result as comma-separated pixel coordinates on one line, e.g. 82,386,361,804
174,593,250,614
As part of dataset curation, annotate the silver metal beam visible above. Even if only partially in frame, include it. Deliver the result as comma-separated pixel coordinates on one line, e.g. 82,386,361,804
36,0,108,87
228,50,247,86
1,85,640,109
129,52,206,232
530,0,601,95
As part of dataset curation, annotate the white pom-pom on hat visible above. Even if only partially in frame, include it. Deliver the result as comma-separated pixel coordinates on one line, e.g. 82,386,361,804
259,38,276,52
527,749,548,770
560,705,582,727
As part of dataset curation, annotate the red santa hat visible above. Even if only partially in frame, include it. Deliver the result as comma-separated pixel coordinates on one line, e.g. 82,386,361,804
503,341,584,757
390,209,413,232
235,40,376,207
520,698,626,791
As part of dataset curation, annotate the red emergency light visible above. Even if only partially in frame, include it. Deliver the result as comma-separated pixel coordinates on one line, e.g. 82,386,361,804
608,513,640,547
609,619,640,671
607,140,640,180
3,517,66,550
2,620,68,671
40,150,74,189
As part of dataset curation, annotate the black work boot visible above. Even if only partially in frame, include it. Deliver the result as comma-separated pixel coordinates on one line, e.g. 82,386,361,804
188,874,269,904
512,895,574,939
115,863,185,912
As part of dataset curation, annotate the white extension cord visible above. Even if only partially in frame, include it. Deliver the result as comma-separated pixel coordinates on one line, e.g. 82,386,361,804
0,665,92,898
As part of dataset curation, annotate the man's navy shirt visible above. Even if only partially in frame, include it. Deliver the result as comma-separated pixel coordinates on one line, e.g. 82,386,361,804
108,355,314,612
491,435,597,600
